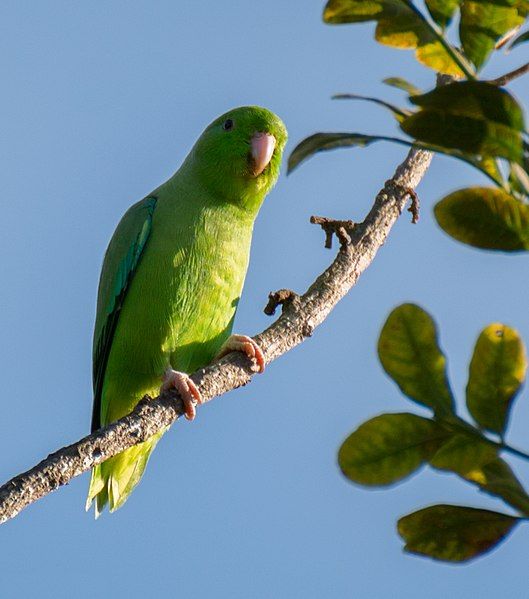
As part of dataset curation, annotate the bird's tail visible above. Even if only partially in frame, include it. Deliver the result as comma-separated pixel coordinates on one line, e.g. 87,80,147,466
86,430,165,517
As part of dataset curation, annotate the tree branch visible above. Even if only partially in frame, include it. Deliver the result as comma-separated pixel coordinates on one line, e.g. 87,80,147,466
0,146,433,524
488,61,529,86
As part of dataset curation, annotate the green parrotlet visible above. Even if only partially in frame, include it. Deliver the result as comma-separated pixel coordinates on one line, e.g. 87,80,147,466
86,106,287,516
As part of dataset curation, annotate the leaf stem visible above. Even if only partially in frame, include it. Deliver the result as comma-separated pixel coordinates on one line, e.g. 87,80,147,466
445,416,529,462
497,442,529,462
489,62,529,87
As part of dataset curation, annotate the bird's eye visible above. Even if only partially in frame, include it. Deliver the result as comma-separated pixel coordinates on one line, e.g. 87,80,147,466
222,119,234,131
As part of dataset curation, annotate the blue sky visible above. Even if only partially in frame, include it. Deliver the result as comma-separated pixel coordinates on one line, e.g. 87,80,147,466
1,1,528,597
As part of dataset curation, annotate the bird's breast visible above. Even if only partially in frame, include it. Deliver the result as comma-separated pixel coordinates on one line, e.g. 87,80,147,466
142,204,253,373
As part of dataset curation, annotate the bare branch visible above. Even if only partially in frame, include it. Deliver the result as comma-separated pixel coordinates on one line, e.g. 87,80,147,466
264,289,299,316
310,216,355,249
488,61,529,86
0,145,433,524
406,187,420,224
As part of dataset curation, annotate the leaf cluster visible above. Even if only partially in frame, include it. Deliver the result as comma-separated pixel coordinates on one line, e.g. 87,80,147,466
324,0,528,74
289,0,529,565
339,304,529,562
289,0,529,253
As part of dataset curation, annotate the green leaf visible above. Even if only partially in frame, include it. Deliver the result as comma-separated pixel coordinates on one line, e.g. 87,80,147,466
378,304,455,414
410,82,525,131
332,93,412,121
479,156,503,183
425,0,459,28
466,324,527,434
429,423,529,513
338,413,449,485
323,0,465,75
402,111,523,162
287,131,488,177
460,0,526,70
286,132,448,173
434,187,529,251
477,458,529,514
429,431,529,513
429,433,497,475
509,162,529,196
382,77,422,96
287,133,384,173
402,82,525,163
509,29,529,49
287,130,509,188
398,504,520,562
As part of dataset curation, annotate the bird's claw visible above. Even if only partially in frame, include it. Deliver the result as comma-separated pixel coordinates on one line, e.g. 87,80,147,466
216,334,265,373
160,369,203,421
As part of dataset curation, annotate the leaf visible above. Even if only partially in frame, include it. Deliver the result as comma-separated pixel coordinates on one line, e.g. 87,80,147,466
287,131,487,177
478,458,529,514
434,187,529,251
430,433,498,475
425,0,459,28
508,29,529,49
338,413,449,485
415,42,469,77
323,0,465,75
402,82,525,163
402,111,523,162
287,130,509,188
460,0,526,69
382,77,422,96
287,133,383,173
410,82,525,131
466,324,527,434
509,162,529,196
398,504,520,562
378,304,455,414
479,156,503,183
332,93,412,121
429,430,529,512
286,132,445,173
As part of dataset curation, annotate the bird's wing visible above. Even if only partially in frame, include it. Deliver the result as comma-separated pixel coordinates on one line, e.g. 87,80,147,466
91,196,157,432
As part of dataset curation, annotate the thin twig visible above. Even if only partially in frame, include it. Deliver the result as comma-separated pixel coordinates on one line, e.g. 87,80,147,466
488,61,529,86
310,216,355,249
0,145,433,524
264,289,299,316
406,188,420,224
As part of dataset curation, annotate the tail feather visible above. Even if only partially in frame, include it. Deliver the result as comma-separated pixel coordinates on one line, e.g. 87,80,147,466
86,431,164,517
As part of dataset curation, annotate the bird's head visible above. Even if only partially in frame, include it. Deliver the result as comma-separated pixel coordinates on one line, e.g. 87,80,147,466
185,106,287,214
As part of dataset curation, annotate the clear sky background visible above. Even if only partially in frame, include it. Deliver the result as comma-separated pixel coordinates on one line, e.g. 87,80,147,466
1,1,529,597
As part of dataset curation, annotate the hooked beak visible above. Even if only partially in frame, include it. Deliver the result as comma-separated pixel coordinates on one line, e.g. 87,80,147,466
250,132,276,176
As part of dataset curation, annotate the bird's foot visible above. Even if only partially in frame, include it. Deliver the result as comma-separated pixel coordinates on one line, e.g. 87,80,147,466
161,369,202,421
216,334,265,373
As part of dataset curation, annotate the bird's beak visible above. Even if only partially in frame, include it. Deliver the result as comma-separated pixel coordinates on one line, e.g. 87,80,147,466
250,132,276,176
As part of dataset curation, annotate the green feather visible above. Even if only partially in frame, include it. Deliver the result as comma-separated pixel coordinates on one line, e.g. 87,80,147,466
91,196,157,432
87,106,287,515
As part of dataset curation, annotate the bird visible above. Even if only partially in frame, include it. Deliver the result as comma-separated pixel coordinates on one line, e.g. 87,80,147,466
86,106,287,516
